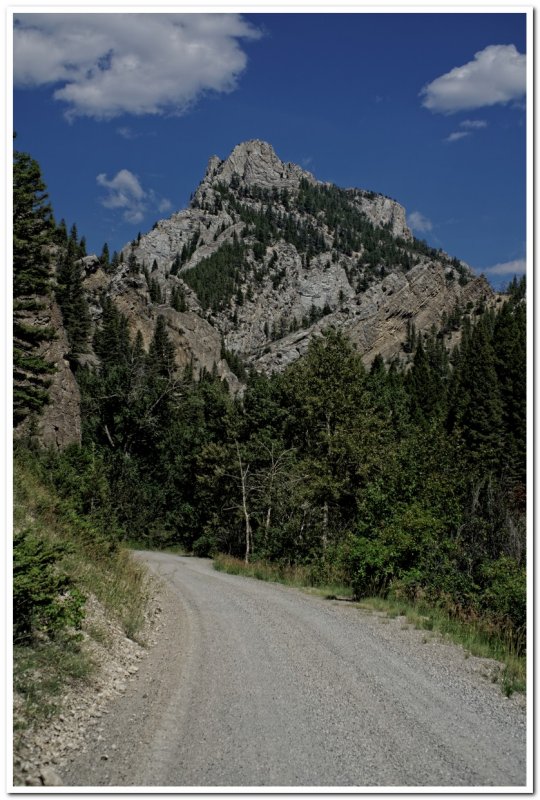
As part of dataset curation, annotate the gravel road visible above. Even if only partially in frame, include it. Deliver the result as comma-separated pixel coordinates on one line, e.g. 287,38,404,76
61,551,527,788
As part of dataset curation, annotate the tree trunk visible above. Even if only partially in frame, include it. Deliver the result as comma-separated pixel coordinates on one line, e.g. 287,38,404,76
264,505,272,543
236,442,252,564
322,501,329,551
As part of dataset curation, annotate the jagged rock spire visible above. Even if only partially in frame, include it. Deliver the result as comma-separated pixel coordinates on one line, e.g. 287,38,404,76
194,139,315,203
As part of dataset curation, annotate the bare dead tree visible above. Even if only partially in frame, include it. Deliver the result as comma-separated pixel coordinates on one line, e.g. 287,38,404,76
236,441,252,564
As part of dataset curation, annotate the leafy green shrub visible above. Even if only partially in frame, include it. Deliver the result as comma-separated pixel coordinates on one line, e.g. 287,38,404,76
13,527,85,643
480,556,526,649
350,537,395,597
192,535,214,557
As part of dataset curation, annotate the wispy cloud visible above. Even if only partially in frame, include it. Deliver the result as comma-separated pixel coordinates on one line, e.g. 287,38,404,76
481,258,526,276
460,119,488,130
420,44,526,114
444,131,471,143
445,118,488,143
408,211,433,233
97,169,171,224
14,13,262,120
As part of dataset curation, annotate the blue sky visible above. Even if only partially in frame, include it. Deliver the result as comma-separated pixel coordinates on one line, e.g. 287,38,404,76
12,10,527,289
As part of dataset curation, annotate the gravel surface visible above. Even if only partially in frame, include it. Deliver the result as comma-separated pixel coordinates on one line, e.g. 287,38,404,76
61,552,527,788
13,590,161,787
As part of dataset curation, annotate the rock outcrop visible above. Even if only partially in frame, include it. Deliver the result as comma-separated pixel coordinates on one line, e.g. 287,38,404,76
15,295,82,449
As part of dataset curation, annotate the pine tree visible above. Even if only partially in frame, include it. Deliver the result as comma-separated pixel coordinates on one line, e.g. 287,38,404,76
171,286,187,312
406,338,445,423
55,242,91,356
100,242,110,270
147,315,176,377
13,150,53,297
491,287,526,483
93,297,131,367
128,252,138,274
13,148,56,425
170,252,182,276
448,317,504,469
54,218,68,246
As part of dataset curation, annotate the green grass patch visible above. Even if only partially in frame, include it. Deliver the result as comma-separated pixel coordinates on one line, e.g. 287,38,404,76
213,554,353,598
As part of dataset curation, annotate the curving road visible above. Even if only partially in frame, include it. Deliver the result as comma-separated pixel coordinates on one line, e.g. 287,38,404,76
62,552,527,788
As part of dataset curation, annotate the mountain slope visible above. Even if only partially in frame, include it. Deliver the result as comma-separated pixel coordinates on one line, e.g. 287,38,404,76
83,139,492,382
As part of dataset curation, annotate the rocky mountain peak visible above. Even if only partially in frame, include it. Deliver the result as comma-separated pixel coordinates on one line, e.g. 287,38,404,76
87,140,494,389
194,139,315,203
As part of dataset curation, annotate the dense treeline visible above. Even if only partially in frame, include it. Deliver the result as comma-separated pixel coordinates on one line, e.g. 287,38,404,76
38,280,524,651
14,147,526,656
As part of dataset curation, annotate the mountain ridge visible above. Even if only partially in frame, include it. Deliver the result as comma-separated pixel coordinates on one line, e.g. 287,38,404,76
80,138,491,381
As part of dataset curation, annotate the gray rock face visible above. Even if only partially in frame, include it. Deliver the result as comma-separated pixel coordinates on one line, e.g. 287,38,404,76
81,264,242,392
196,139,316,198
14,295,82,449
130,140,412,275
253,267,493,374
354,191,412,241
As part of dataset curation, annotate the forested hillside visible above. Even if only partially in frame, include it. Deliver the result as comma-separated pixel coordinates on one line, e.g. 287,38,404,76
67,285,526,647
13,143,527,671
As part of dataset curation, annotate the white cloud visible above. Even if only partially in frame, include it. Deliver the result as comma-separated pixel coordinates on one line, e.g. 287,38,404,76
460,119,488,130
482,258,526,276
96,169,171,224
420,44,526,114
408,211,433,234
14,13,261,120
445,131,470,143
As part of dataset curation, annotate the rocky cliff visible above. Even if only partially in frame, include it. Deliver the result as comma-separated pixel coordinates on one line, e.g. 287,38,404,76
90,139,491,383
14,294,82,448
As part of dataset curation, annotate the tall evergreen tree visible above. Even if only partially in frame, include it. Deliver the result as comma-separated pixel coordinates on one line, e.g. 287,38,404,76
491,285,526,485
13,149,53,296
93,297,131,367
447,317,504,469
13,148,56,425
56,241,91,357
147,315,176,378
